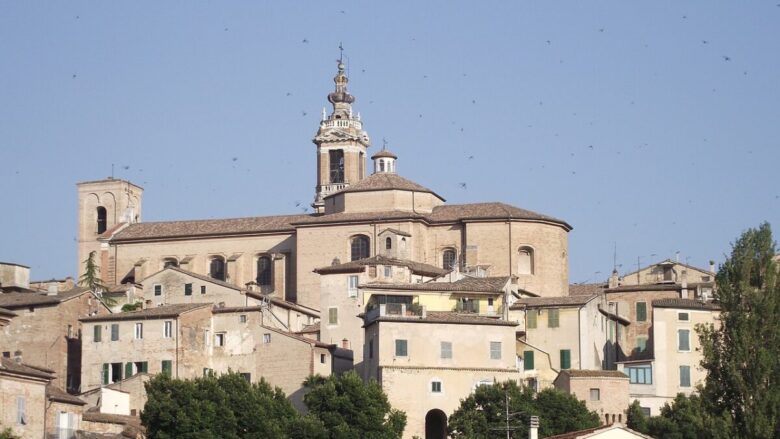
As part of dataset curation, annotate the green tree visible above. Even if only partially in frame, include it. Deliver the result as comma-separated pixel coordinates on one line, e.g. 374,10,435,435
121,301,143,312
447,381,599,439
698,222,780,438
626,400,648,434
142,372,300,439
643,393,731,439
78,250,115,306
0,427,19,439
303,371,406,439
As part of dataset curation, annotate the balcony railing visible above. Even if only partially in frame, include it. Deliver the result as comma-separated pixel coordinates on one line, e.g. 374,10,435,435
321,119,363,130
320,183,349,197
364,303,426,323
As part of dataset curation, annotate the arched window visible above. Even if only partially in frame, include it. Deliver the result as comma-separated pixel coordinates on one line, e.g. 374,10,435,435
256,256,272,286
442,249,457,270
385,237,392,250
518,246,534,275
209,257,226,281
350,235,370,261
163,258,178,268
329,149,345,183
96,206,107,234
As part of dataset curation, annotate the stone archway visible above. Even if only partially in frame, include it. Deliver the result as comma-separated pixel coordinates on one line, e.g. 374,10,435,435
425,409,447,439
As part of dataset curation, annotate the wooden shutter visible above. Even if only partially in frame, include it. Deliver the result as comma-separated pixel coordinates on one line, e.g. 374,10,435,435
523,351,534,370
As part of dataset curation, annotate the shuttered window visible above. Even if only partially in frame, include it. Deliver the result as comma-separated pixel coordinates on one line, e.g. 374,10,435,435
560,349,571,369
680,366,691,387
523,351,535,370
678,329,691,351
328,308,338,325
93,325,102,342
161,360,172,376
441,341,452,359
636,302,647,322
548,309,560,328
111,324,119,341
526,311,537,329
101,363,109,385
490,342,502,360
395,339,408,357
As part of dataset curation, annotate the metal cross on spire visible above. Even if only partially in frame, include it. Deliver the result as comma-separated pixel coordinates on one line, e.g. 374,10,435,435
382,137,388,150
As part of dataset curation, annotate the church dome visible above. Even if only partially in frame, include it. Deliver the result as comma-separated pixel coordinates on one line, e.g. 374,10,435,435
371,149,397,160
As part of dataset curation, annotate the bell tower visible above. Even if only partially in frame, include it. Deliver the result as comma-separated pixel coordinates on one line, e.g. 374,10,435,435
312,57,370,213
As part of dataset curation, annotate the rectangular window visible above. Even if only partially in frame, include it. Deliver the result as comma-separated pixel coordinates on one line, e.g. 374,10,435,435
134,323,143,339
441,341,453,359
678,329,691,351
111,324,119,341
523,351,535,370
111,363,122,383
560,349,571,369
637,336,648,352
16,396,25,425
348,275,359,297
369,339,374,359
320,354,326,364
590,388,600,401
263,333,271,344
431,381,442,393
627,364,653,384
384,266,392,277
680,365,691,387
161,360,172,376
548,308,560,328
490,341,502,360
526,310,537,329
93,325,102,342
328,307,338,325
203,368,213,377
101,363,109,385
240,373,251,382
201,285,206,294
239,314,247,323
215,333,225,347
395,339,408,357
135,361,148,373
125,362,133,378
164,321,173,338
154,284,162,296
636,302,647,322
678,312,689,321
184,283,193,296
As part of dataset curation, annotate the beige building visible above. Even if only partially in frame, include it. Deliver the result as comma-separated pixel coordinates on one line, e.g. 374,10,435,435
546,423,654,439
75,61,572,315
510,294,628,390
618,298,720,415
0,262,109,392
363,309,520,439
553,370,629,425
0,357,50,438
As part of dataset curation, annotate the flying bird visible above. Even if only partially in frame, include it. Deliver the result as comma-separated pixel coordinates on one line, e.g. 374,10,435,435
232,157,238,162
302,111,307,116
467,155,474,160
722,55,731,61
302,38,309,43
458,182,467,190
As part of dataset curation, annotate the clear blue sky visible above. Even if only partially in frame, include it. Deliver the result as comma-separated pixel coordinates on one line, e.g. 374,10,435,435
1,1,778,283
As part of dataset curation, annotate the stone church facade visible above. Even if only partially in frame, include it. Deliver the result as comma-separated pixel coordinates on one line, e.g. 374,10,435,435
76,61,572,311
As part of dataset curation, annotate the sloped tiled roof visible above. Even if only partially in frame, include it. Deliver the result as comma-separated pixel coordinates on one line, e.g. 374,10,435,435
606,284,682,293
364,276,510,293
510,294,599,309
558,369,628,379
368,311,517,327
324,173,444,200
47,384,87,405
0,307,17,317
569,283,607,296
314,255,448,277
297,322,320,334
112,214,309,242
652,298,720,310
80,303,211,322
427,202,570,228
261,325,334,349
0,287,91,309
0,357,55,380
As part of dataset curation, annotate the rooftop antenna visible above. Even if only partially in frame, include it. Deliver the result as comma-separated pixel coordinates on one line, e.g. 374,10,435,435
612,242,618,273
111,163,115,179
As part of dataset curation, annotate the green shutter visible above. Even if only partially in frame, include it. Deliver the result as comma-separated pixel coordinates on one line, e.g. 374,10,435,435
523,351,535,370
94,325,102,342
161,360,172,376
141,362,148,373
125,362,133,379
548,309,559,328
526,311,537,329
184,283,192,296
636,302,647,322
560,349,571,369
102,364,109,385
680,366,691,387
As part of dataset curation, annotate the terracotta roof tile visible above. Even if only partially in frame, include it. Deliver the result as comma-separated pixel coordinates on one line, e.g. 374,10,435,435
558,369,628,379
0,287,92,309
113,214,309,242
297,322,320,334
369,311,517,327
80,303,211,322
314,255,448,277
0,357,55,380
606,284,682,293
652,298,720,310
364,276,510,293
47,384,87,405
569,283,607,296
427,202,570,229
510,294,599,309
0,307,17,317
324,173,444,200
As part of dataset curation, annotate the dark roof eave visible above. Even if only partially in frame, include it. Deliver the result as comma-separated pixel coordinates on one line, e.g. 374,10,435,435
112,228,296,244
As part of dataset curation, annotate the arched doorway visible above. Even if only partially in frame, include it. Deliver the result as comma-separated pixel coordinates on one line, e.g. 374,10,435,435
425,409,447,439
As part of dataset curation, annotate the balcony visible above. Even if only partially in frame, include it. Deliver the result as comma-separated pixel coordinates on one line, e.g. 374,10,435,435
320,183,349,197
364,303,426,323
320,119,363,130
